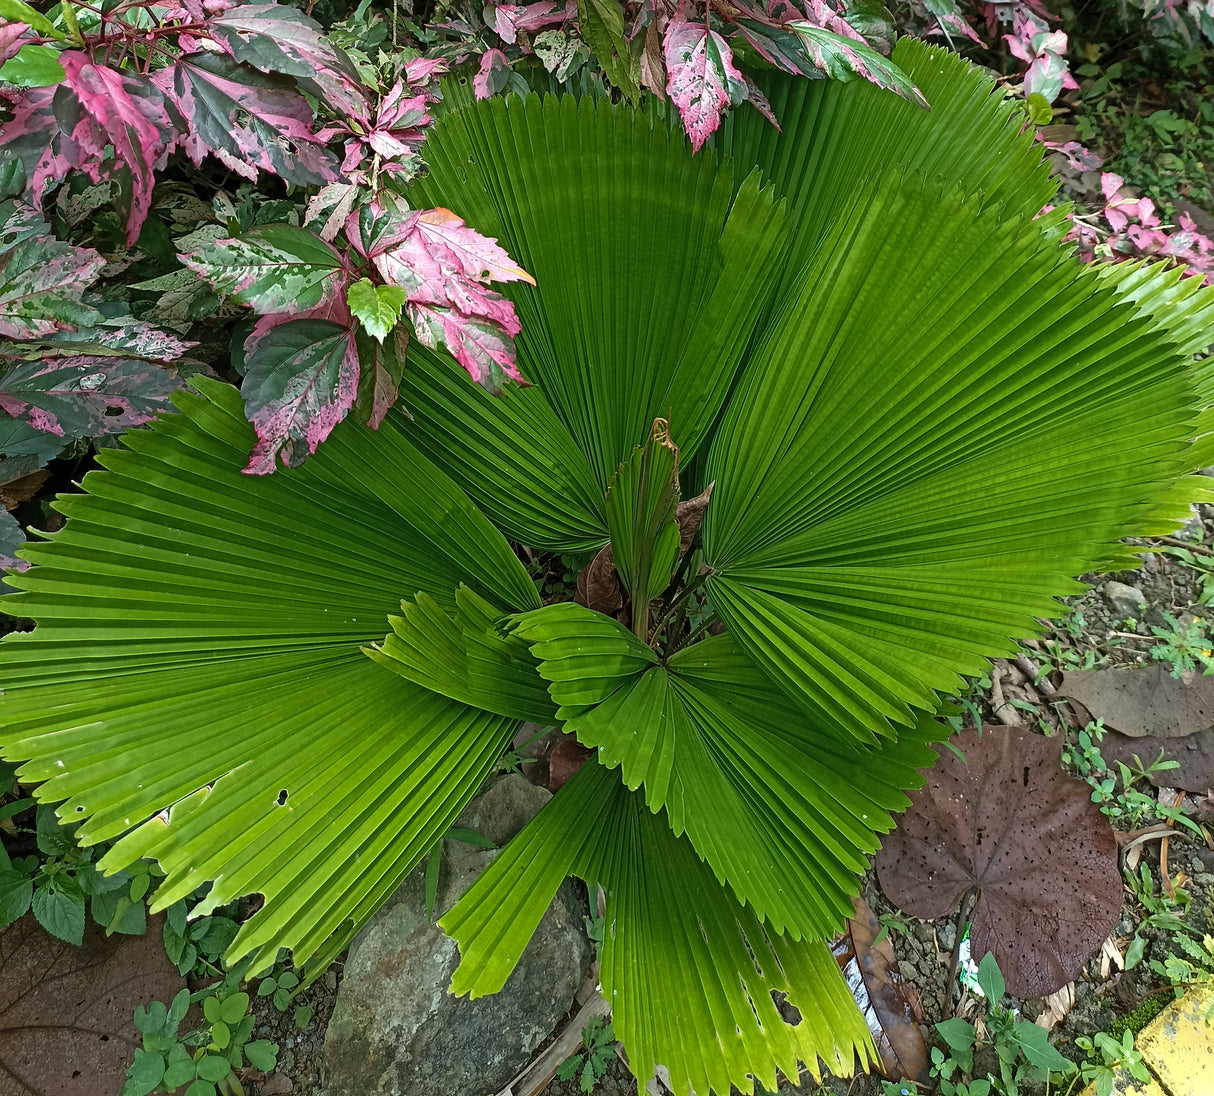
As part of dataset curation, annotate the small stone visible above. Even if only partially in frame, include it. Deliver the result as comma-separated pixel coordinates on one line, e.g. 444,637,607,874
320,774,591,1096
913,923,935,947
1102,581,1147,620
938,923,955,952
324,971,337,992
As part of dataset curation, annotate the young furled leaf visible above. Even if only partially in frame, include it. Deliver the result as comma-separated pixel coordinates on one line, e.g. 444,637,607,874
663,13,747,151
181,225,351,320
347,278,406,342
153,54,337,188
241,318,359,473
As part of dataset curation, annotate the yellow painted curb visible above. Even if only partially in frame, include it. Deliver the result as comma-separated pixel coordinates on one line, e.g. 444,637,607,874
1079,985,1214,1096
1137,984,1214,1096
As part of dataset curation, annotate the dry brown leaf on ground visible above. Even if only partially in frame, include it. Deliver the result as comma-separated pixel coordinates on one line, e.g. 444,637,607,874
1034,983,1075,1031
832,895,929,1083
875,725,1122,999
0,911,184,1096
1057,665,1214,738
1096,725,1214,793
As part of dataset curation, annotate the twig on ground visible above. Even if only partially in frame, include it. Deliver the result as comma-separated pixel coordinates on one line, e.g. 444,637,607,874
1017,653,1055,695
942,884,980,1015
990,666,1022,726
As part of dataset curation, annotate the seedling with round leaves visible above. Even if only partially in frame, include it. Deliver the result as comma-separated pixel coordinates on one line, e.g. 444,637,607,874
5,37,1214,1095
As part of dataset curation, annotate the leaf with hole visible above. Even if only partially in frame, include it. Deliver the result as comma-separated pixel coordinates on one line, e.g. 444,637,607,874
875,725,1123,997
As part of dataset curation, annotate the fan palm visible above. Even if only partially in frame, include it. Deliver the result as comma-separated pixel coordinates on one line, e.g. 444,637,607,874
4,37,1214,1095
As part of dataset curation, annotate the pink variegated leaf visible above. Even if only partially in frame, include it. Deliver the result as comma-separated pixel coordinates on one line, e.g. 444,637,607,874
208,3,368,120
408,302,523,394
0,86,67,202
154,54,337,187
0,199,54,252
352,324,408,429
57,52,178,244
485,1,569,43
370,227,524,333
0,508,31,577
374,233,521,331
241,318,359,474
663,15,748,152
741,73,780,127
784,21,928,108
0,230,104,339
798,0,868,42
474,48,512,98
181,225,351,318
0,356,191,440
403,56,449,84
0,22,30,64
413,209,536,286
731,17,819,76
343,193,421,259
28,316,196,361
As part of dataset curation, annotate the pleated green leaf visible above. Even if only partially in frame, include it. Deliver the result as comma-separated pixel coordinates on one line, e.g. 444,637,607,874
550,631,939,937
717,37,1057,273
443,762,877,1096
509,601,657,718
0,378,537,972
703,171,1197,734
369,585,557,724
399,93,790,547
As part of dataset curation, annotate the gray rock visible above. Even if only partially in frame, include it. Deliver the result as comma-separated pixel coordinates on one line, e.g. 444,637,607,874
321,775,591,1096
1102,580,1147,621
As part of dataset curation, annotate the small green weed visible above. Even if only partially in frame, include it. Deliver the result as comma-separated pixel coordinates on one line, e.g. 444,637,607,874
1122,860,1198,970
121,965,278,1096
1160,544,1214,605
0,797,163,944
930,954,1075,1096
1148,611,1214,676
555,1014,615,1093
256,957,315,1028
1061,721,1201,836
1070,1030,1151,1096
